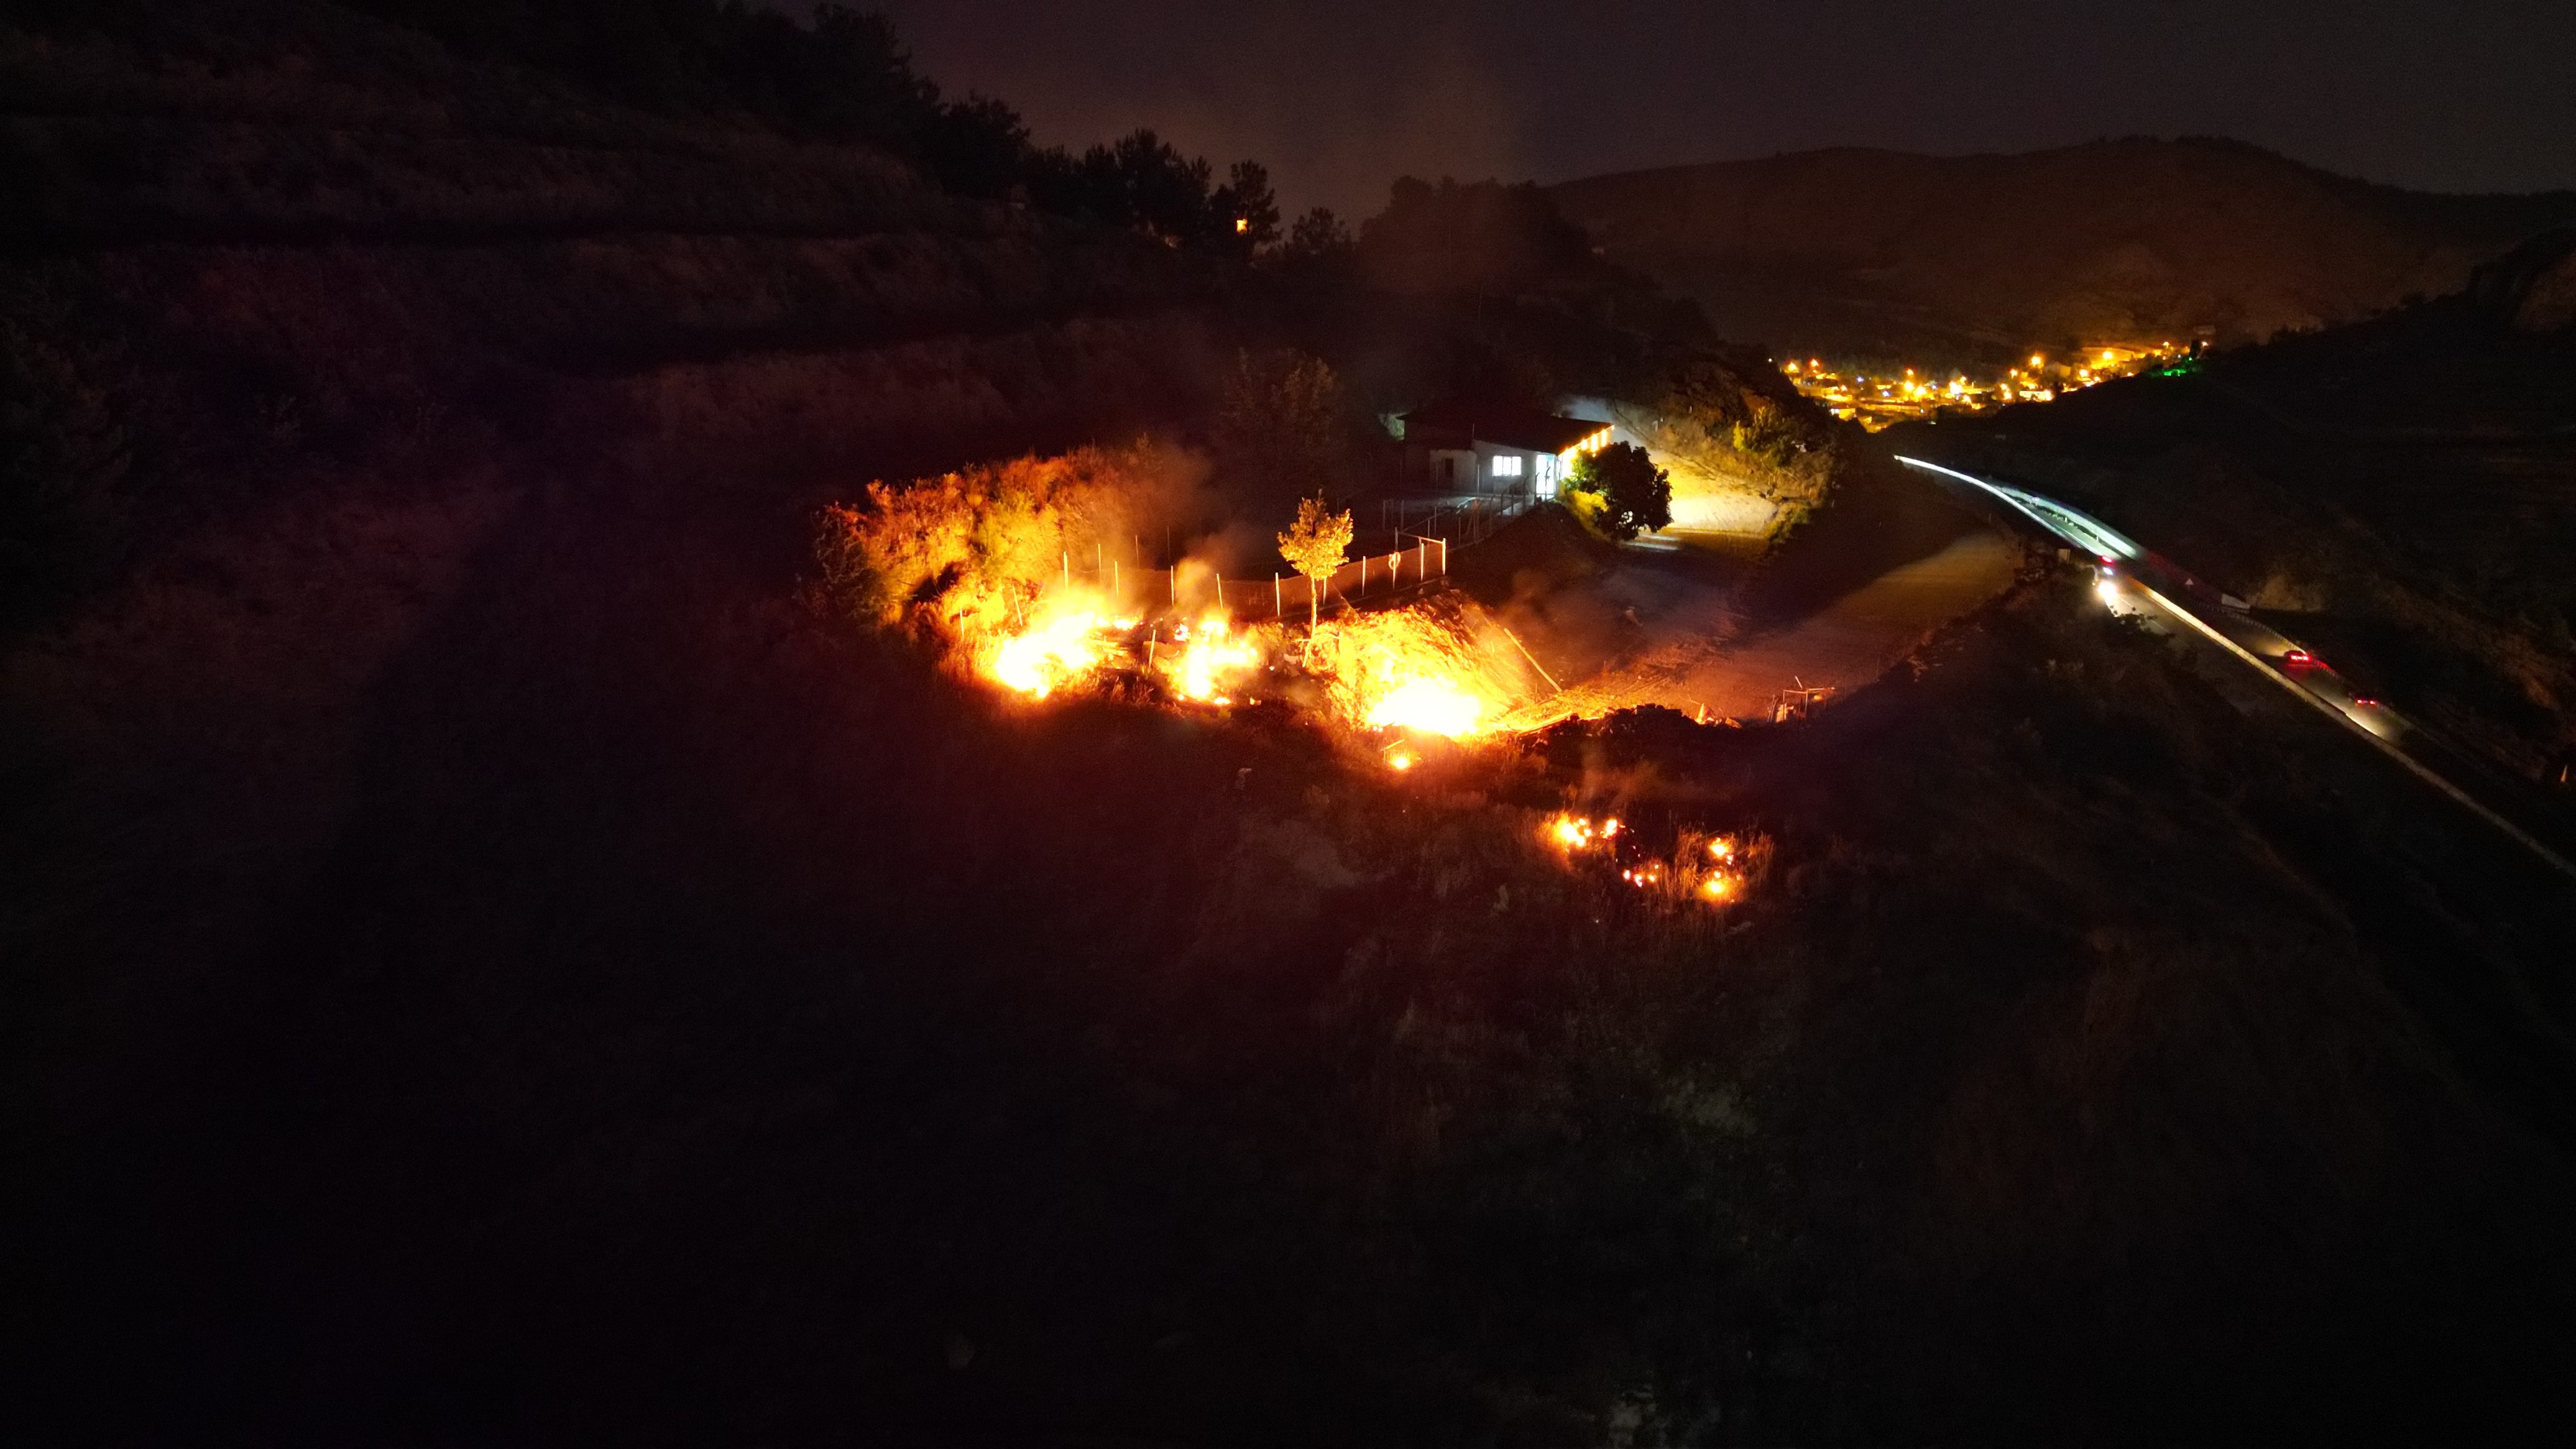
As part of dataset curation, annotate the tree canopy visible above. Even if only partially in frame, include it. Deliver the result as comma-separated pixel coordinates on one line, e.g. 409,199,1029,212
1216,349,1347,509
1567,443,1672,542
340,1,1273,247
1276,494,1354,628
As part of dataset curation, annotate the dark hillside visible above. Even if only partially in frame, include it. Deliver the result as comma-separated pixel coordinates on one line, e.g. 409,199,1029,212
0,0,1238,626
1552,138,2576,362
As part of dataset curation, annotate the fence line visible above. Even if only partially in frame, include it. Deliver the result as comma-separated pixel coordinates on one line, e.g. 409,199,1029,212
1046,548,1444,624
1042,493,1544,625
1381,493,1537,553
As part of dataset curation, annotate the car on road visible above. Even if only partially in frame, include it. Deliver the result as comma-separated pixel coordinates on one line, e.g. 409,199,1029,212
2281,648,2316,670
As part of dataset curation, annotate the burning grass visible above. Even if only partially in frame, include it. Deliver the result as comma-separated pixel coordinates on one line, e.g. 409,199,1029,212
815,451,1560,753
813,440,1199,638
1310,593,1538,740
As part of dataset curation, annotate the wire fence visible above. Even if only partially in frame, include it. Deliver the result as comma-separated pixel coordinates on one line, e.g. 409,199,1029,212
1044,537,1445,624
1050,493,1544,624
1379,493,1538,552
1035,489,1556,621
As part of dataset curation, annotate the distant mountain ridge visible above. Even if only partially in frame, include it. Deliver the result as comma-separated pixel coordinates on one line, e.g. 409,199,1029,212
1550,137,2576,362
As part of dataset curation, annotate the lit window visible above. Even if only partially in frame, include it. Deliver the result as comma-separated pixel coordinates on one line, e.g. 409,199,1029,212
1492,454,1524,478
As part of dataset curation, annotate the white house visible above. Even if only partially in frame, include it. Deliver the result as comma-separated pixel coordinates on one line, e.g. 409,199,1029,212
1395,397,1614,500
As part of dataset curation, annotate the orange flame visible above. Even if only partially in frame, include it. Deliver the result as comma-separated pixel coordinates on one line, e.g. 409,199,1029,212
1366,677,1483,737
988,604,1114,698
1161,610,1263,703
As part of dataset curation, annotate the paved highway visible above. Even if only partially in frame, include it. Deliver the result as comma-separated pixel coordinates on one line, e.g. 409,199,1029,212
1897,456,2576,882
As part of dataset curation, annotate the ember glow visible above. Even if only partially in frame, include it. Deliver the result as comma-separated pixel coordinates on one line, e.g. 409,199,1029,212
1547,813,1620,851
1550,816,1757,908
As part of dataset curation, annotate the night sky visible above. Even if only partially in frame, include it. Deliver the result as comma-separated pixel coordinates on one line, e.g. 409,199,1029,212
859,0,2576,216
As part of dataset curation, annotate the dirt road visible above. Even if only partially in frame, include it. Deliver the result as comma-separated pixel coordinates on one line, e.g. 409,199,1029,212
1503,506,2018,726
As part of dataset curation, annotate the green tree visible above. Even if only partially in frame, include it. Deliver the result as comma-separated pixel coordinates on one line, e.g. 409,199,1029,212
1216,349,1346,503
1277,494,1353,629
1269,206,1356,284
917,93,1030,199
1567,442,1671,542
1212,161,1280,254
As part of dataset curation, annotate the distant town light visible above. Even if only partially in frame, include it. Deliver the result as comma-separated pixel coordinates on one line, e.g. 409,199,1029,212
1234,217,1248,234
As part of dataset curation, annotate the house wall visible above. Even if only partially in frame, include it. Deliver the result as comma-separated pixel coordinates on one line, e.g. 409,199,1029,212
1426,448,1478,490
1414,443,1563,498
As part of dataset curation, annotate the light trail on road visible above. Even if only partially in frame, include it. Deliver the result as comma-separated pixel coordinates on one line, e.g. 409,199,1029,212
1897,456,2142,560
1896,456,2576,883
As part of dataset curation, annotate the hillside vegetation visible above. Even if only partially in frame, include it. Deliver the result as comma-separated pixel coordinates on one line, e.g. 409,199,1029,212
1552,138,2576,362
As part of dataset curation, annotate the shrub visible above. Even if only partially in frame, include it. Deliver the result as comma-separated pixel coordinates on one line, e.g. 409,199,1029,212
1566,441,1670,542
813,438,1198,632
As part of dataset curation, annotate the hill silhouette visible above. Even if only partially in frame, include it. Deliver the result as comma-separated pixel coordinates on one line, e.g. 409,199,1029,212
1552,137,2576,363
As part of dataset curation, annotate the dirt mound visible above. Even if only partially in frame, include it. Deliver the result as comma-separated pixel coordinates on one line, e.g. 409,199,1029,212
1446,502,1616,607
1740,447,2002,625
